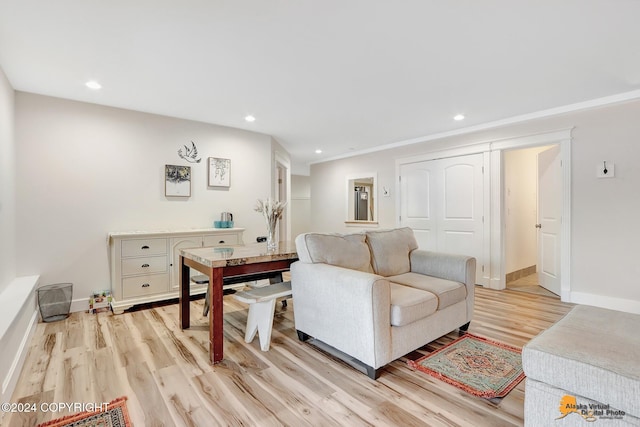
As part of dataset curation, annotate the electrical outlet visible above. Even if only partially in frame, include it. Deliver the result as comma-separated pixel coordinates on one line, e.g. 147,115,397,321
597,161,615,178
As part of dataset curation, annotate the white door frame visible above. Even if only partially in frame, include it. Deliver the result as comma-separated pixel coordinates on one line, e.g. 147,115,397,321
273,151,291,242
490,128,572,301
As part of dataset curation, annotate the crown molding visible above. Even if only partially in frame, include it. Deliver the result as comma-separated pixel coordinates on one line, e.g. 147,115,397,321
311,89,640,165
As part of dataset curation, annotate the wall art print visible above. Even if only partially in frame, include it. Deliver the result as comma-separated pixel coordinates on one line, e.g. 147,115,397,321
165,164,191,197
208,157,231,187
178,141,202,163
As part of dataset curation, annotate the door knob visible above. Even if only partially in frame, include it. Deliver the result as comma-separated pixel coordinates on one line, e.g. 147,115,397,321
535,224,542,229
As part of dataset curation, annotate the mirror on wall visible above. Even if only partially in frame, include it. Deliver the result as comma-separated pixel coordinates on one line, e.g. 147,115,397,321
346,173,378,224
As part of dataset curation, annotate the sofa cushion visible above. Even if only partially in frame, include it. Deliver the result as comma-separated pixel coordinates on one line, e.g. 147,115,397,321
387,272,467,310
389,283,438,327
523,305,640,418
366,227,419,276
295,232,373,273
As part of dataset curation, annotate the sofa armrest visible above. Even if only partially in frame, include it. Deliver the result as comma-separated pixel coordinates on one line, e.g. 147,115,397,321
290,261,392,368
410,250,476,288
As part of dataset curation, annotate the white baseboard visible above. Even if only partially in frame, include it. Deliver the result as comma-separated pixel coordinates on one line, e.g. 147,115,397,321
570,291,640,315
70,297,89,313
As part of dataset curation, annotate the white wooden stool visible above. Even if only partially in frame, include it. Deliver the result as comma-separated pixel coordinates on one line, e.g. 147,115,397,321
233,281,292,351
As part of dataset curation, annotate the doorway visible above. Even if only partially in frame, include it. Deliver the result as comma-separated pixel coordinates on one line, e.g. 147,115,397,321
503,145,560,298
274,152,291,243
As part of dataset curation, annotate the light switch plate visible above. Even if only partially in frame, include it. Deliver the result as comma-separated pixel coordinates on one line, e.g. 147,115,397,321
596,161,615,178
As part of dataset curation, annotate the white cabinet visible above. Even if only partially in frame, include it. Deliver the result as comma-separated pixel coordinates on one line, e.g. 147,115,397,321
109,228,244,314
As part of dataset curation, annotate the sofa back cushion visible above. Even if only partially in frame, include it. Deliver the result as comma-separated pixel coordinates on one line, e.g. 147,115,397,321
295,233,373,273
366,227,418,276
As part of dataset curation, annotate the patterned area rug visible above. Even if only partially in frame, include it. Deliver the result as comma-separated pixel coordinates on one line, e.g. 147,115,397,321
36,397,131,427
408,334,525,399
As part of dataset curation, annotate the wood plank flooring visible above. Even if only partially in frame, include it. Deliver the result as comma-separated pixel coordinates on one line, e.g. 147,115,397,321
506,273,559,298
3,286,573,427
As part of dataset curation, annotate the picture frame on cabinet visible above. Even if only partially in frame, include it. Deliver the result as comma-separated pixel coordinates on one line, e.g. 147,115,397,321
208,157,231,187
165,164,191,197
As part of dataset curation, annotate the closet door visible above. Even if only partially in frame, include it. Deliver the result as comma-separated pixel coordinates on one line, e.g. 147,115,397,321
399,161,437,250
437,155,485,281
399,153,484,281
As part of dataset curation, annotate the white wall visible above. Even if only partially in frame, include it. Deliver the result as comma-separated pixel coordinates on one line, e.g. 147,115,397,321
15,92,280,305
0,68,38,413
291,174,311,239
310,99,640,312
311,151,398,233
0,67,15,293
504,146,547,274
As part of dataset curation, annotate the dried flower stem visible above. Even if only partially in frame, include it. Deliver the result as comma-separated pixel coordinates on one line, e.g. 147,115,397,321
254,198,287,236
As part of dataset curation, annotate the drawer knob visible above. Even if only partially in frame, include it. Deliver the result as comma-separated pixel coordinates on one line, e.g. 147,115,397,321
141,283,150,288
141,263,150,268
141,245,150,250
219,240,225,244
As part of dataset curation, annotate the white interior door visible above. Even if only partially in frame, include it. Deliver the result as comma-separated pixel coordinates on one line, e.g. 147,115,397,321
437,155,484,282
399,153,484,282
537,145,562,295
399,162,436,250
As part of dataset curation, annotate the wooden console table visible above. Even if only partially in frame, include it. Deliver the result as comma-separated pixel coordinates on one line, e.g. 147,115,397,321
179,242,298,364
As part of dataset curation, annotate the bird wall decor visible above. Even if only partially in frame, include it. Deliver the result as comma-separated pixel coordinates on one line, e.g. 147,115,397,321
178,141,202,163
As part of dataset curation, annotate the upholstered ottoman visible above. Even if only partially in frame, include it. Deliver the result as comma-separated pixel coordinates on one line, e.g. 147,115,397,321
522,305,640,426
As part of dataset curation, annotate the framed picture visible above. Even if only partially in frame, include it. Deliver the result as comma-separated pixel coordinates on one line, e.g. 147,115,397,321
208,157,231,187
165,164,191,197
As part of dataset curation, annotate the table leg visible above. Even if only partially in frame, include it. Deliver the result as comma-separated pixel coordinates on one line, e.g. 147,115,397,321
179,255,190,329
210,267,224,364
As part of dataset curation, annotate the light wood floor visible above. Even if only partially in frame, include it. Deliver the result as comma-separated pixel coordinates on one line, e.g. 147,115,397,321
506,273,559,298
4,286,573,427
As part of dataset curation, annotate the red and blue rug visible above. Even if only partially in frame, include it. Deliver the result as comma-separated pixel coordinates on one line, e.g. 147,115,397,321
408,333,525,399
36,397,131,427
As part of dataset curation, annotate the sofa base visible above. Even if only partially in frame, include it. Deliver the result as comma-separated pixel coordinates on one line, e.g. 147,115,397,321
459,321,470,332
297,329,310,342
296,330,382,380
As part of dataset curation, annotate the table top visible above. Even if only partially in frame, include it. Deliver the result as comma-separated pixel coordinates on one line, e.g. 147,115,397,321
108,227,245,240
179,241,298,268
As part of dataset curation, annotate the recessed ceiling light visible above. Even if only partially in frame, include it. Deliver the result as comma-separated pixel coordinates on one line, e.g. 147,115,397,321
454,114,465,121
315,149,322,154
85,80,102,90
244,115,256,122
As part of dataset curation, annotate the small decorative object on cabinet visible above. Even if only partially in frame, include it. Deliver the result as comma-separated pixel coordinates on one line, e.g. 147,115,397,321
108,227,244,314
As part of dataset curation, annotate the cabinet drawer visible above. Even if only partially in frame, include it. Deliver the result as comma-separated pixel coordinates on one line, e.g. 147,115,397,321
121,255,168,276
123,274,169,298
203,234,238,246
122,238,167,257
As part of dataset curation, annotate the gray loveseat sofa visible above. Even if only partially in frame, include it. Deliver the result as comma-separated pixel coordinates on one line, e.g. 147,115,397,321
291,227,476,379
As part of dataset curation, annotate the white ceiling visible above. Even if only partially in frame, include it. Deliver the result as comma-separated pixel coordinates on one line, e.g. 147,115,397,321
2,1,640,174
